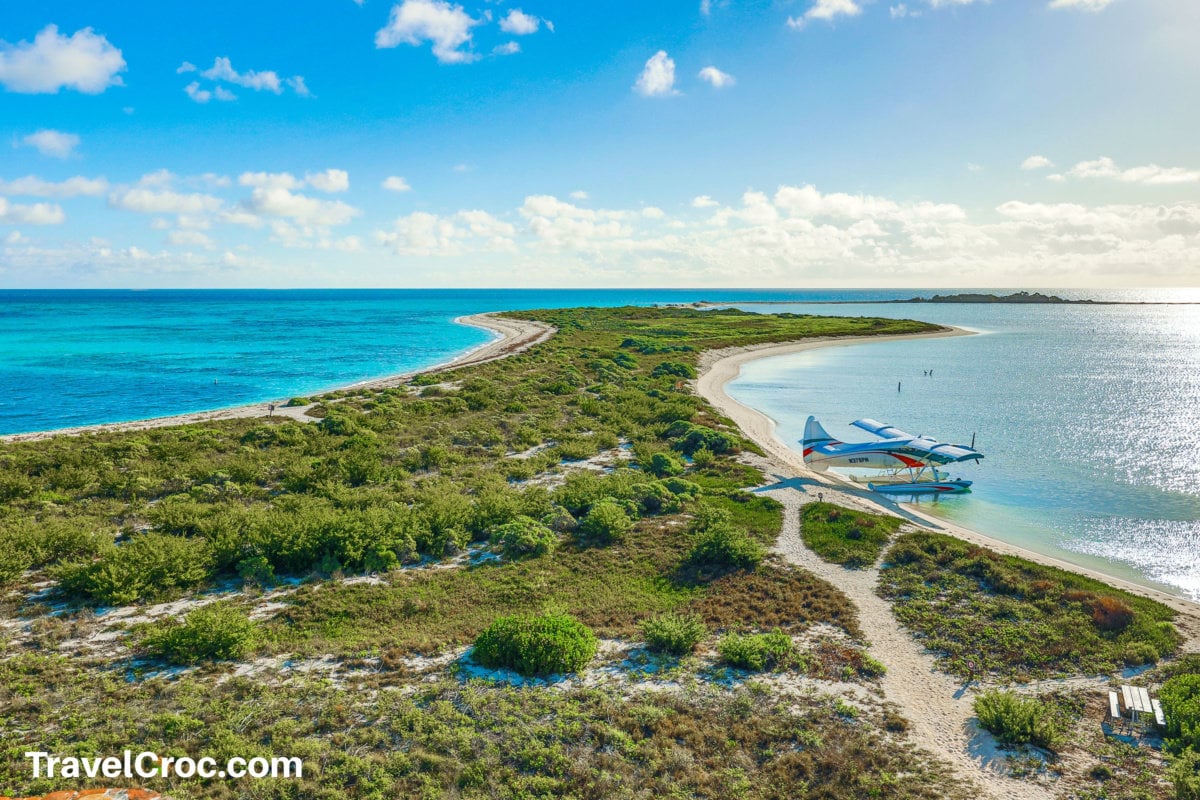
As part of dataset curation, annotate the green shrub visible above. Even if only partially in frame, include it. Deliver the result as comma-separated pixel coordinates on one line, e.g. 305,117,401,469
717,630,795,672
490,516,558,559
631,482,683,515
665,422,740,456
54,533,214,606
237,555,276,587
1169,748,1200,800
1163,674,1200,753
473,611,598,677
285,396,310,407
651,362,697,379
973,690,1061,749
641,613,707,655
686,524,764,573
142,603,258,664
800,503,900,568
576,499,633,545
646,452,684,478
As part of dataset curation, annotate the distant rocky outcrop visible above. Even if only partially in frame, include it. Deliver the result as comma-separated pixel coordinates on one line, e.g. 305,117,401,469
894,291,1093,304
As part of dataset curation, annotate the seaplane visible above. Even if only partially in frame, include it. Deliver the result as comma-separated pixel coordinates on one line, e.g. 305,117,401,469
802,416,983,495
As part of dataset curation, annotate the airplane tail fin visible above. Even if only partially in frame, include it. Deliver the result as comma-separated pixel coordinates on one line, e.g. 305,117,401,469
802,416,834,470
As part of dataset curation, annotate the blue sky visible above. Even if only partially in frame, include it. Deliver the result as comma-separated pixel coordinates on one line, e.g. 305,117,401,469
1,0,1197,288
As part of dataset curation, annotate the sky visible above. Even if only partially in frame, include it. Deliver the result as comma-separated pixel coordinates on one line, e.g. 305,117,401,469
0,0,1198,289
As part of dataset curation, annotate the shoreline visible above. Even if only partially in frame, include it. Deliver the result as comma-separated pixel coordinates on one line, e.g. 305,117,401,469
0,313,555,445
695,325,1200,626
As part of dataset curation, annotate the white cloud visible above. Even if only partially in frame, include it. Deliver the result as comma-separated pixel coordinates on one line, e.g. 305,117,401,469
306,169,350,193
239,171,304,190
201,57,282,93
109,185,224,216
0,197,65,225
247,187,360,226
375,0,481,64
967,163,984,173
167,230,215,249
4,230,27,244
642,207,666,219
787,0,862,29
692,195,718,208
0,175,108,197
494,42,521,56
569,190,589,200
0,25,125,94
287,76,311,97
184,81,236,103
1065,156,1200,185
378,209,515,255
890,4,914,18
22,130,81,159
634,51,677,97
383,176,413,192
500,9,542,34
1022,155,1054,171
177,62,196,74
1048,0,1115,10
698,66,735,88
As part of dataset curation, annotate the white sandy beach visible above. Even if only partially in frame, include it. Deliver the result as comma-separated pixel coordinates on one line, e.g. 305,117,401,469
0,313,554,445
696,326,1200,799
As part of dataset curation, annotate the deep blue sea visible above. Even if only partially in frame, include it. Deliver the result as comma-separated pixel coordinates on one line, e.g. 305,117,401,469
2,287,1198,598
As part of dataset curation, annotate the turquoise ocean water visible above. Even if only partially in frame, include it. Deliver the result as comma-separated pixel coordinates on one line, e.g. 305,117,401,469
2,288,1199,599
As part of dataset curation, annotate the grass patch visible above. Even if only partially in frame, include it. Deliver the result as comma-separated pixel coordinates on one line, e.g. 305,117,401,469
801,502,903,568
641,612,708,655
472,610,598,676
973,690,1066,750
878,531,1180,679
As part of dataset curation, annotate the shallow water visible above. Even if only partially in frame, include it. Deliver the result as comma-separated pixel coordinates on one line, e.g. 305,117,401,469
725,298,1200,600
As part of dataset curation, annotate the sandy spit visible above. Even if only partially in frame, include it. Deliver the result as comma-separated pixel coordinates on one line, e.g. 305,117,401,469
0,313,554,444
695,326,1200,799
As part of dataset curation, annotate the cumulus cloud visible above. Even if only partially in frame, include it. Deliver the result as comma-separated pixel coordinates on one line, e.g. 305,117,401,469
787,0,862,29
375,0,481,64
21,130,82,160
247,187,360,227
201,57,282,92
1063,156,1200,185
1022,155,1054,171
634,51,677,97
692,195,719,208
569,190,589,200
499,9,543,35
383,176,412,192
0,175,108,197
306,169,350,193
698,66,735,88
109,185,224,216
378,209,515,255
493,42,521,56
1048,0,1115,10
0,197,65,225
0,25,126,94
181,57,307,101
166,230,215,249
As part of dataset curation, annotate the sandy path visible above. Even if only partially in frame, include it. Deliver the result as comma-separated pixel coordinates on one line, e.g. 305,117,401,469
0,313,555,444
696,328,1200,799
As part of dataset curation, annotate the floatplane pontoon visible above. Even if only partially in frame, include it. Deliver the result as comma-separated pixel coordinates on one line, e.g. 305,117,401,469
802,417,983,494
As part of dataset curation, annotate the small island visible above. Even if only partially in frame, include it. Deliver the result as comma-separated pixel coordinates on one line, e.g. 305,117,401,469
893,291,1095,304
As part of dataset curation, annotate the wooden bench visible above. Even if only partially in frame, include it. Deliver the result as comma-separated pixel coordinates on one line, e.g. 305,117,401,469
1152,698,1166,729
1108,691,1121,721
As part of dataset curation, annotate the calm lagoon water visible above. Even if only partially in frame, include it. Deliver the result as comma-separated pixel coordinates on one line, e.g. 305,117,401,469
724,296,1200,600
3,287,1199,599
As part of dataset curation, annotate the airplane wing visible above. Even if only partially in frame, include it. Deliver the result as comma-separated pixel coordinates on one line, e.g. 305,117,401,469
851,419,914,440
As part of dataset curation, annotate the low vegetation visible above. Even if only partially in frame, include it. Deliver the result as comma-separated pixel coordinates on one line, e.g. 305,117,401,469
472,610,598,677
878,531,1180,679
801,502,903,568
140,603,258,664
641,611,707,655
717,630,798,672
973,689,1065,750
